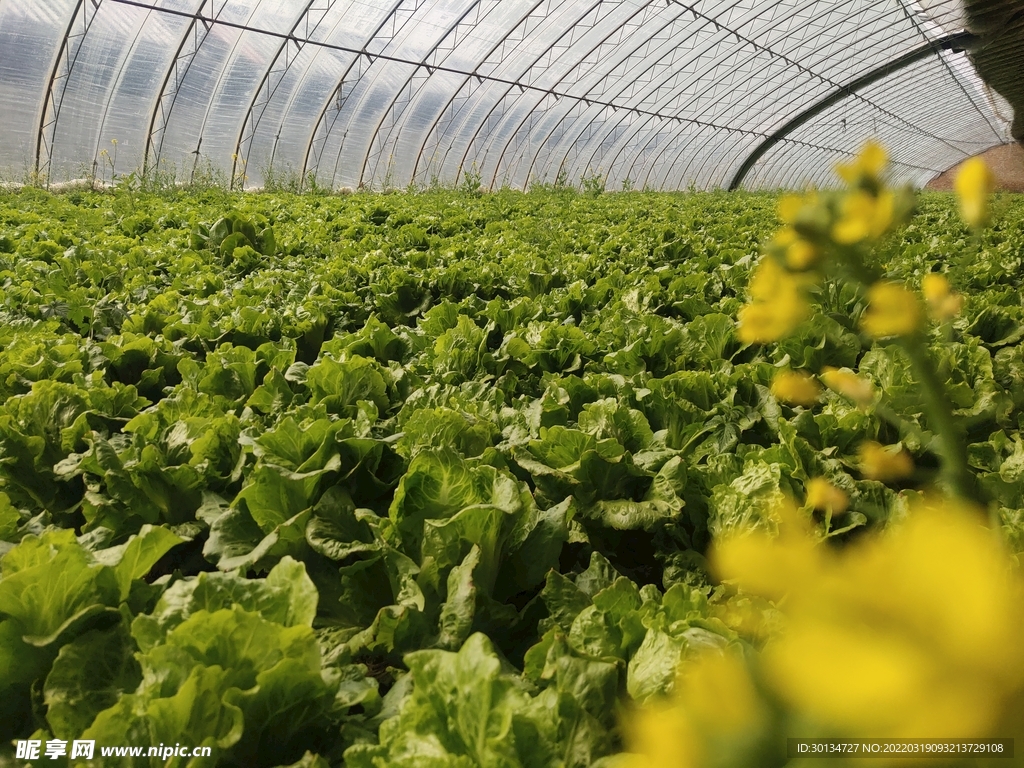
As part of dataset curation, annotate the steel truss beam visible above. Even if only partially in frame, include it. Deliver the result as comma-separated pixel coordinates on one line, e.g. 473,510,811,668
359,0,503,188
728,30,974,189
231,0,338,189
596,1,959,191
299,0,408,188
35,0,103,185
143,0,225,179
454,0,610,190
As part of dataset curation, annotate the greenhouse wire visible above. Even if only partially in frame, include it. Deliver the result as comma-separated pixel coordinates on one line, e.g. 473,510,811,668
728,30,974,190
142,0,229,178
892,0,1006,137
98,0,943,176
5,0,1014,190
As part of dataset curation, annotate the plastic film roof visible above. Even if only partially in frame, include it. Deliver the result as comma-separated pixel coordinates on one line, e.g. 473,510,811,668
0,0,1015,191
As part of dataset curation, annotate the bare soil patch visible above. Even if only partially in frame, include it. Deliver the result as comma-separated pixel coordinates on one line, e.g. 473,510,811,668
926,142,1024,192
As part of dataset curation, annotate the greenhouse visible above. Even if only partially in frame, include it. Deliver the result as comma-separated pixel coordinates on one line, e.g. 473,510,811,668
1,1,1024,767
1,0,1022,190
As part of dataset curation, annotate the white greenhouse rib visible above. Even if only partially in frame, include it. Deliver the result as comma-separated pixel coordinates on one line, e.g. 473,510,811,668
100,0,944,176
6,0,1014,189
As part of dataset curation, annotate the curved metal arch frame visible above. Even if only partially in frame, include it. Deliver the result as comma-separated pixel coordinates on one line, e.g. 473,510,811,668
35,0,104,185
298,0,410,188
230,0,338,190
484,0,680,188
402,0,589,190
660,125,753,191
324,0,437,190
546,5,699,184
358,0,504,188
407,0,550,188
590,5,914,188
821,48,1004,155
515,0,686,187
549,0,843,190
633,62,833,192
727,33,976,189
90,5,156,178
468,11,794,190
475,1,635,189
598,1,958,192
553,22,775,189
447,0,609,190
634,11,995,191
34,0,1011,192
892,0,1002,139
412,0,593,188
604,1,958,191
187,1,274,186
142,0,225,179
521,1,715,188
577,109,645,187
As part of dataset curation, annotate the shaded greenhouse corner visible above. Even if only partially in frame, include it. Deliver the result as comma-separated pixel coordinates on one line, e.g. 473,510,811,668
963,0,1024,142
925,142,1024,191
922,1,1024,192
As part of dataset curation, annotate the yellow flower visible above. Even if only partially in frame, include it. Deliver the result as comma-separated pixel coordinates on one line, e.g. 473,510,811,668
713,497,821,602
820,366,874,406
622,650,768,768
777,194,805,224
714,498,1024,741
785,238,818,270
955,156,993,229
770,370,819,409
736,258,809,344
621,700,701,768
921,273,963,321
861,281,922,338
771,370,821,406
831,190,895,244
805,477,848,513
858,440,914,481
835,141,887,185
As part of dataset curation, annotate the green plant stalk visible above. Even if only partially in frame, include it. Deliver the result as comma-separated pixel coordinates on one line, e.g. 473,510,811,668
899,335,981,508
832,245,984,514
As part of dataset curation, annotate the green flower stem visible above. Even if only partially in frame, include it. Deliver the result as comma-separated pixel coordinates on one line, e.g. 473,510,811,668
833,246,984,515
900,336,982,509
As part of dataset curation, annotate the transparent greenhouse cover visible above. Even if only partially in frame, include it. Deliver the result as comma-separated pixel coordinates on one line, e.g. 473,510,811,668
0,0,1016,191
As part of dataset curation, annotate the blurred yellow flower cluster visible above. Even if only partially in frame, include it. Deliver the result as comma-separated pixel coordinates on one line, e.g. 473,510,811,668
861,281,922,339
820,366,875,406
620,499,1024,767
737,142,916,345
921,273,963,322
736,257,809,344
955,156,994,230
737,143,987,349
858,440,915,482
769,369,821,406
804,476,848,514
